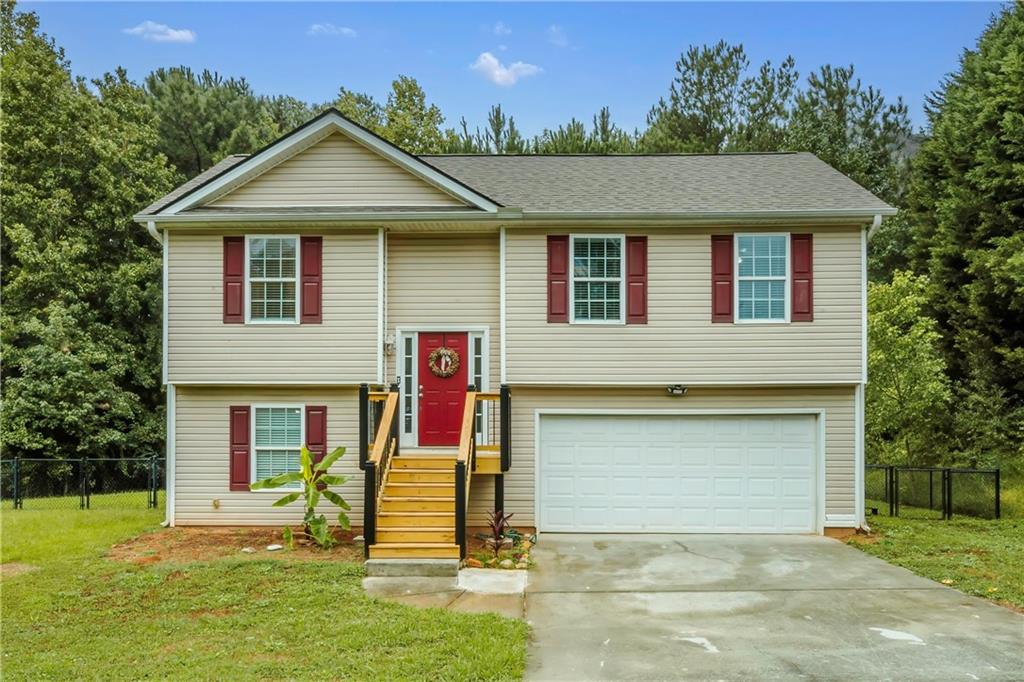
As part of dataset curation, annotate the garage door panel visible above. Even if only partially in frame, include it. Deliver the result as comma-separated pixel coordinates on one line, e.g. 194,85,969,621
539,414,817,533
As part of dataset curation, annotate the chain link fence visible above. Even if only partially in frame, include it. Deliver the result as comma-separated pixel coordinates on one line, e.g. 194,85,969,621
865,464,1001,520
0,457,164,510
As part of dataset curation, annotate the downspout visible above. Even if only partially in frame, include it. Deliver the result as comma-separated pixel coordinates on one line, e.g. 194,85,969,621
146,220,162,244
866,214,882,240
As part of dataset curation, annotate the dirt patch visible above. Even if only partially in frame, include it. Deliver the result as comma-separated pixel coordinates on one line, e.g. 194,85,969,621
0,562,39,578
107,527,363,565
845,534,881,546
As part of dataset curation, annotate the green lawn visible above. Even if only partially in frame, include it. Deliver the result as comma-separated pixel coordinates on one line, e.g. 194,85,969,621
849,514,1024,610
0,504,527,680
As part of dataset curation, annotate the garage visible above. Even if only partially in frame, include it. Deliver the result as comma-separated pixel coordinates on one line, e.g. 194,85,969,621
538,413,819,533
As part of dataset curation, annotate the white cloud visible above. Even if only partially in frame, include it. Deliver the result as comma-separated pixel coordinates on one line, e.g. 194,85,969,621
546,24,568,48
497,44,508,52
122,20,196,44
493,21,512,36
470,52,542,87
308,23,357,38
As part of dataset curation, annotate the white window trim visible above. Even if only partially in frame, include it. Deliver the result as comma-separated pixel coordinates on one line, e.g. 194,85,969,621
569,234,626,325
250,403,305,491
244,234,301,325
734,232,791,324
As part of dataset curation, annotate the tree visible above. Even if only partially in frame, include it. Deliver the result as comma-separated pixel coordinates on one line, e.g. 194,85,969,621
907,3,1024,416
866,272,952,465
1,3,175,461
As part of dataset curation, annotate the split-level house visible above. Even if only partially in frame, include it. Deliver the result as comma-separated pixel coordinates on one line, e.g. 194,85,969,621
136,109,895,560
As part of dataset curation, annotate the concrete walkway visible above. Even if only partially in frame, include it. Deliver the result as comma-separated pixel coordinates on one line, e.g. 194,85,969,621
525,534,1024,681
363,568,527,619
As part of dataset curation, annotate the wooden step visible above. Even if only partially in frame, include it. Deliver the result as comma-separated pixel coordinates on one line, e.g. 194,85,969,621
376,527,455,543
391,456,456,470
368,542,461,559
379,496,454,512
384,482,455,497
388,469,455,483
377,512,454,527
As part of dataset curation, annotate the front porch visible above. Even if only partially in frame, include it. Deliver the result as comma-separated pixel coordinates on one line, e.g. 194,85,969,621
358,383,511,560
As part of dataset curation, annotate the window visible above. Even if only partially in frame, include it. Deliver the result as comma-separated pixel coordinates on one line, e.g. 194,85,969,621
252,406,303,488
471,333,484,437
402,336,414,435
570,236,624,323
247,236,299,323
736,234,788,322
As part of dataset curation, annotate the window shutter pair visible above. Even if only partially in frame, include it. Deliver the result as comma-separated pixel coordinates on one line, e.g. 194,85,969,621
710,234,813,322
228,405,328,491
547,235,647,324
223,236,322,324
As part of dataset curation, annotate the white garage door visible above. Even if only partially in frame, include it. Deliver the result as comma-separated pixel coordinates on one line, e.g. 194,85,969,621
539,414,818,533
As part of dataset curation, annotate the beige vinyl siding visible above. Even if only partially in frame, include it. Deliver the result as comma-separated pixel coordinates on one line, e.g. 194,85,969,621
209,132,466,208
482,385,857,527
166,229,378,384
505,226,864,384
173,386,363,525
385,232,500,401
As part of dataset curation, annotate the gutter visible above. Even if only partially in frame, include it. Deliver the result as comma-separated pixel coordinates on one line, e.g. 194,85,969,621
135,206,898,227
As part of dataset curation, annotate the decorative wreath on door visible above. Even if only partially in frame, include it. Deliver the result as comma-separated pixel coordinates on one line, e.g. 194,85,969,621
427,347,461,378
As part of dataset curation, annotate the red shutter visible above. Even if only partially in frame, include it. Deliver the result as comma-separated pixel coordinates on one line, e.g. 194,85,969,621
791,234,814,322
305,405,328,465
229,406,251,491
547,235,569,323
626,236,648,324
223,237,245,323
711,235,734,323
300,236,322,324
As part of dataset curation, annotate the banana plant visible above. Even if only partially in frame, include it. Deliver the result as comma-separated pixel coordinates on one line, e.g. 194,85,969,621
250,445,350,549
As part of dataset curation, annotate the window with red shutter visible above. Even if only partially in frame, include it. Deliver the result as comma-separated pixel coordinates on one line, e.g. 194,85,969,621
711,235,734,322
626,236,648,324
300,237,322,324
228,405,251,491
791,234,813,322
547,235,569,323
223,237,245,324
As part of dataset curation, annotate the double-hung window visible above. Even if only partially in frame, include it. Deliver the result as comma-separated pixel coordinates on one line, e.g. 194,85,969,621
252,405,303,488
247,236,299,323
570,235,624,323
736,234,788,322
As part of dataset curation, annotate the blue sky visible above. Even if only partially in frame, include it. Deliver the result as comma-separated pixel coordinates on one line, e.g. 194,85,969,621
29,2,1003,137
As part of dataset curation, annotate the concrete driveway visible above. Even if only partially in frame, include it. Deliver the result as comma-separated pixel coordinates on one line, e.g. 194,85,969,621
525,534,1024,681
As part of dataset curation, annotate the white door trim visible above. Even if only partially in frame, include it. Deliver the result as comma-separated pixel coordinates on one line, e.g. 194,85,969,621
533,408,827,535
395,325,490,449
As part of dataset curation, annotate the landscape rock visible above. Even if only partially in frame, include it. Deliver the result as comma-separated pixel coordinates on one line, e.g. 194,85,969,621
515,561,528,569
266,544,284,552
499,559,514,569
240,547,256,554
465,557,483,568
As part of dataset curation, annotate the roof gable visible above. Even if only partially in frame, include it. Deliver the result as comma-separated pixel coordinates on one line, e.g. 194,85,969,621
155,110,500,215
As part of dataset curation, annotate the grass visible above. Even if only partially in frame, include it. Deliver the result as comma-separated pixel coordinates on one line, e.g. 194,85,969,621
0,500,527,680
848,513,1024,610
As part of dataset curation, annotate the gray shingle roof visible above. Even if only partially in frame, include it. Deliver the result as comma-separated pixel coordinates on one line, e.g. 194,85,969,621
140,154,249,215
420,152,893,214
140,149,893,218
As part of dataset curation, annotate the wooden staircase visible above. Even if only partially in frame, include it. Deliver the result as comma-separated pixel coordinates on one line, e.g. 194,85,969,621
368,453,460,559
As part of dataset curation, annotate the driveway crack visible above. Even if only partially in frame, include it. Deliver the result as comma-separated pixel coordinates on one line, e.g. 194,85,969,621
673,540,731,563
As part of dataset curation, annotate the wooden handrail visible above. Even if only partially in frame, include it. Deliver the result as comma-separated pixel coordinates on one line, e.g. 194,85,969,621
369,393,399,466
456,392,479,465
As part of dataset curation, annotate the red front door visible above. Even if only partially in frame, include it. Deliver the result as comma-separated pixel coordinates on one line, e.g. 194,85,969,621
418,332,469,446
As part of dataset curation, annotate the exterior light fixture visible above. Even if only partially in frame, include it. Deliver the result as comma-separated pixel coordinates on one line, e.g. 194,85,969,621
666,384,688,397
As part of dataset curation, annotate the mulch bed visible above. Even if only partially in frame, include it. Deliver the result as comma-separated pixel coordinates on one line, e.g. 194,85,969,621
107,527,364,565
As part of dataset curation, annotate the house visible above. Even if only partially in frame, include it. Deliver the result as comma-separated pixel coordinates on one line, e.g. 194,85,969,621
135,109,895,560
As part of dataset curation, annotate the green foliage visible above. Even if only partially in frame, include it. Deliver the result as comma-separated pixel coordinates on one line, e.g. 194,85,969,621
249,446,351,548
866,272,952,465
903,3,1024,470
1,5,175,461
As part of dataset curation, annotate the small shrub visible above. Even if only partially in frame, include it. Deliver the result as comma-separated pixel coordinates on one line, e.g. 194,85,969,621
250,445,351,548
